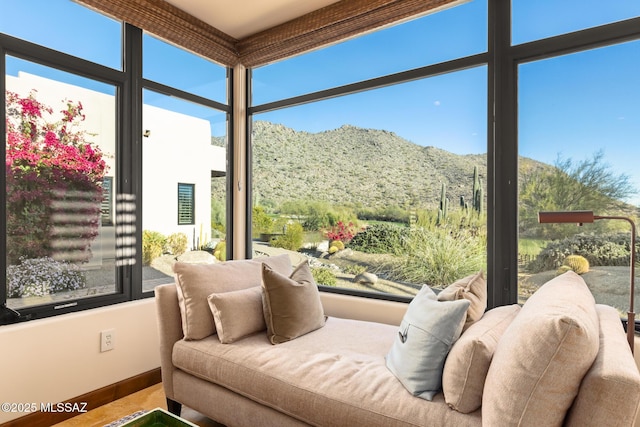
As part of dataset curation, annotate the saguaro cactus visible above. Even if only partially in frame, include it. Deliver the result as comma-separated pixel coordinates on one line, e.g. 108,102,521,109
472,166,483,214
437,182,448,224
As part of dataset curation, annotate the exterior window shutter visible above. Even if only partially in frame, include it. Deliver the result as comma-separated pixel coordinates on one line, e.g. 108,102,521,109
178,183,195,225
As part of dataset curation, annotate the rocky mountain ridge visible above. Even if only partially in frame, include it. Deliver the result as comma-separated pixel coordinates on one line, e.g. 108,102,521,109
212,121,547,210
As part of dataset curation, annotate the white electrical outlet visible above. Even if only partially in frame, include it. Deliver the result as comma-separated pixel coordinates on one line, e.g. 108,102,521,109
100,329,115,352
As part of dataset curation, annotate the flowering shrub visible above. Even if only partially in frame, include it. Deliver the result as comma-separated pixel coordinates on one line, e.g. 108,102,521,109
325,221,358,243
7,257,86,298
5,90,107,265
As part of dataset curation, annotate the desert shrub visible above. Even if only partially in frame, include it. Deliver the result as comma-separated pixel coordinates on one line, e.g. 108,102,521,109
142,230,166,265
213,241,226,261
165,233,188,256
562,254,590,274
211,198,226,236
343,264,367,275
349,223,409,255
382,226,486,288
302,207,338,231
312,266,337,287
357,205,409,223
528,232,637,273
7,256,86,298
271,222,304,251
252,205,274,235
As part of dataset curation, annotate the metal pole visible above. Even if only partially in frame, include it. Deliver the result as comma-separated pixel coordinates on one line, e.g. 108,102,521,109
596,216,636,354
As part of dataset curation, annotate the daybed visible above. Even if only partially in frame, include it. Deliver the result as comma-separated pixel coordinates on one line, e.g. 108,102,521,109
155,254,640,427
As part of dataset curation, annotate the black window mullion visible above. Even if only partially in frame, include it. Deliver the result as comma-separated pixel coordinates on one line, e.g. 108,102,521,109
0,44,12,321
487,0,518,308
124,23,144,299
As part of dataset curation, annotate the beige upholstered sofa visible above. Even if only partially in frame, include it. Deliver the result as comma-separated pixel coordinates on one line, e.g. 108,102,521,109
155,255,640,427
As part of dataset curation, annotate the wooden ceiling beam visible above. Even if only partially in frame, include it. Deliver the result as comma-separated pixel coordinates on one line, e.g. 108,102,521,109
75,0,464,68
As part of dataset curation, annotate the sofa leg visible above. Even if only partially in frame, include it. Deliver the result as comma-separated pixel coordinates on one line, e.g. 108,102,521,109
166,398,182,416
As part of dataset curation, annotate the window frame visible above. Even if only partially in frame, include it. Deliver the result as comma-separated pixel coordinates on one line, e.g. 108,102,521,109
1,32,131,321
2,0,640,323
1,18,232,323
246,2,640,308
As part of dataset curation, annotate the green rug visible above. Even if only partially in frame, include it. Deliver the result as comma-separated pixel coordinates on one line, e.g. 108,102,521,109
103,410,147,427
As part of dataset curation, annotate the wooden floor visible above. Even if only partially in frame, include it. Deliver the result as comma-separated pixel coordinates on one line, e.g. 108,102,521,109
52,383,222,427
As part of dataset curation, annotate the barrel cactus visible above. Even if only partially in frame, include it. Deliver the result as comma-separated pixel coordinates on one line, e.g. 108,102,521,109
561,254,590,275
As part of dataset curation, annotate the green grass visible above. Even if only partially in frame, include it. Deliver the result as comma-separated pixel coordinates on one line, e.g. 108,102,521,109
519,238,548,258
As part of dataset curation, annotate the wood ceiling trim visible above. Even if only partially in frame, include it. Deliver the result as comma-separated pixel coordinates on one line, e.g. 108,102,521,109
75,0,239,66
75,0,463,68
237,0,464,67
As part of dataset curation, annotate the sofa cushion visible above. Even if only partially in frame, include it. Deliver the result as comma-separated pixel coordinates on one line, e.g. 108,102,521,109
437,271,487,331
442,304,521,413
386,285,470,401
173,254,292,340
482,271,599,426
172,316,483,427
564,304,640,427
261,261,326,344
207,286,266,344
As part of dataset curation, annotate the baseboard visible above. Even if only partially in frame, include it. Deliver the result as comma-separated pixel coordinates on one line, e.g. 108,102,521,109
0,368,161,427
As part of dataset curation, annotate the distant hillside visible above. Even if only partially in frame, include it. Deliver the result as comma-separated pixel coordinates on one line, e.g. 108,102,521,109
212,121,549,210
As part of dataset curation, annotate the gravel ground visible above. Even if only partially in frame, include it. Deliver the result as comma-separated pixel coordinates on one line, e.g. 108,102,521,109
519,266,639,315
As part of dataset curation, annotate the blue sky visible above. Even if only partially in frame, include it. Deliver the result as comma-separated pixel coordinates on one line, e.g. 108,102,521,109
2,0,640,205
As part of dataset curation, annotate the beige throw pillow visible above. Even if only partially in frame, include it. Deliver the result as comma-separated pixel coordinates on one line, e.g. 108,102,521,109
207,286,266,344
565,304,640,427
173,254,292,340
482,271,599,426
437,271,487,331
261,261,326,344
442,304,521,413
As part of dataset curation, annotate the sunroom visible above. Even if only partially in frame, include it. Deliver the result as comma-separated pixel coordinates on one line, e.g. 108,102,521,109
1,0,640,425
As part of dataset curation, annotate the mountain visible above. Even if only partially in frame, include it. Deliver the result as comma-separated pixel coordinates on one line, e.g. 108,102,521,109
212,121,548,210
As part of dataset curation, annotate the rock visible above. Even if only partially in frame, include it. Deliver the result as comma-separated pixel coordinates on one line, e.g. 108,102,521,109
176,250,216,264
316,240,330,252
354,272,378,285
330,248,353,258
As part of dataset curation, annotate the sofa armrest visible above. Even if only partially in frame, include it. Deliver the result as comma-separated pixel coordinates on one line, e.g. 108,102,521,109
155,283,184,400
565,304,640,427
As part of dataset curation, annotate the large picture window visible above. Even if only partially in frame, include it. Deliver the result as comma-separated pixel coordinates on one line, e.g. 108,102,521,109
1,1,230,322
251,26,488,299
5,57,119,310
140,33,229,293
517,41,640,311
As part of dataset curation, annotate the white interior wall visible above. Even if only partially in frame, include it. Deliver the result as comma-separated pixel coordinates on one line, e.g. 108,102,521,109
0,299,159,424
